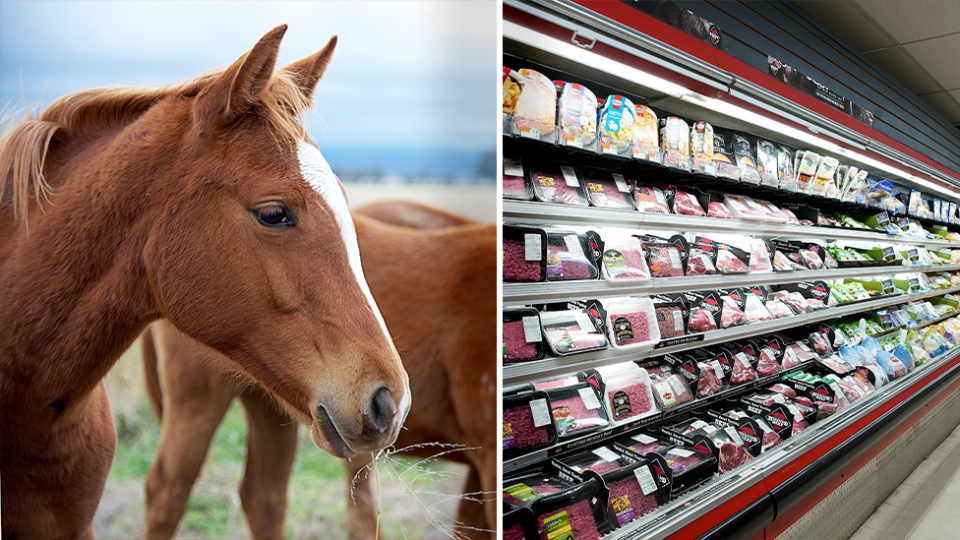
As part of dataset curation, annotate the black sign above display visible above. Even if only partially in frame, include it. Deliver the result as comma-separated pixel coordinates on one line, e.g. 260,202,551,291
621,1,722,49
767,55,874,127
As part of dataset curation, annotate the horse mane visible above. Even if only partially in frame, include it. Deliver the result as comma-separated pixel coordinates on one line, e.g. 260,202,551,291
0,66,312,224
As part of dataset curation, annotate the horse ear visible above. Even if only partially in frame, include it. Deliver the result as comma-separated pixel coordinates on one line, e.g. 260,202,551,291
283,35,337,102
194,24,288,129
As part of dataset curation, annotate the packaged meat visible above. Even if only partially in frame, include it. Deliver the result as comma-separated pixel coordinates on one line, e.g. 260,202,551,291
621,433,671,456
557,82,598,149
713,129,741,180
730,352,757,384
696,361,724,398
747,240,773,273
529,479,608,540
559,447,633,475
773,291,807,314
780,207,801,224
650,372,694,410
787,342,817,362
502,67,522,117
809,332,832,355
799,249,825,270
743,295,773,323
769,383,796,398
691,121,716,175
532,165,589,206
660,116,691,170
544,383,610,438
673,189,706,216
599,94,636,155
604,369,658,425
503,307,544,363
655,304,686,339
811,157,840,197
633,104,660,162
645,244,684,277
796,151,822,193
686,251,718,276
756,349,782,376
546,232,598,281
707,201,733,219
633,185,671,214
601,236,651,281
532,376,579,390
605,466,662,525
717,249,750,274
503,226,545,282
582,171,634,209
756,139,779,187
724,194,769,222
540,310,608,356
761,424,781,450
778,145,798,192
720,296,747,329
734,134,761,184
503,392,558,457
688,307,719,333
512,69,557,140
718,442,754,474
502,156,533,200
605,298,660,349
772,251,796,272
503,474,572,506
766,300,795,319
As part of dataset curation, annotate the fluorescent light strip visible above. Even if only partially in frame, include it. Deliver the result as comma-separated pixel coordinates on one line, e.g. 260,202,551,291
504,20,690,98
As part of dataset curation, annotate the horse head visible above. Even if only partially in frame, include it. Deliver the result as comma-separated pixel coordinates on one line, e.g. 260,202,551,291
140,26,409,457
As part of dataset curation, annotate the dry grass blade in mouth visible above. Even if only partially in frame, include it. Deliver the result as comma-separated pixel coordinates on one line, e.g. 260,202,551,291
349,443,496,540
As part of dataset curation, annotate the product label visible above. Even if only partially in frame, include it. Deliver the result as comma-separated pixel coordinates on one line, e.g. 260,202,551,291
560,166,579,187
669,448,695,458
503,158,523,177
877,212,890,228
711,360,725,378
668,376,687,398
503,423,515,449
519,126,541,139
633,434,658,444
725,426,744,446
612,173,629,192
544,511,573,540
530,399,552,427
553,405,575,431
592,446,621,462
669,249,682,269
613,316,635,344
604,249,628,276
654,381,677,408
909,278,921,293
882,247,896,262
522,316,542,343
908,249,920,263
575,312,595,333
882,279,896,295
563,235,583,256
524,234,541,261
673,311,684,332
612,390,633,419
635,465,658,496
504,482,542,502
612,495,636,525
579,387,602,410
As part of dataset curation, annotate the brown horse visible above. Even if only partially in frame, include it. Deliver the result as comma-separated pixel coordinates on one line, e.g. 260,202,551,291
140,201,497,539
0,26,410,540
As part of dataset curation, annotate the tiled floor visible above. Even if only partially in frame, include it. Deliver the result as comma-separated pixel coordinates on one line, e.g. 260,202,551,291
851,422,960,540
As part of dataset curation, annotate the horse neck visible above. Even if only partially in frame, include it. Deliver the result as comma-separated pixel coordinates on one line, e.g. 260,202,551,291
0,126,165,415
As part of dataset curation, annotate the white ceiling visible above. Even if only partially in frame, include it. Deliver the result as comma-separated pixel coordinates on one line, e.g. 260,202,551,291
799,0,960,127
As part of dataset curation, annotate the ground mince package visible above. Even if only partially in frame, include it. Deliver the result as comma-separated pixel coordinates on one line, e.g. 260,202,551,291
530,164,590,206
734,134,761,184
543,382,611,438
599,94,636,157
691,121,716,175
603,369,659,425
503,307,545,363
504,505,539,540
633,185,671,214
604,298,661,349
778,146,798,192
558,446,636,476
558,82,598,150
529,477,613,540
653,298,687,339
616,432,674,459
513,68,557,142
581,169,635,209
503,156,533,201
633,104,661,162
712,128,741,180
660,116,691,171
756,139,780,187
504,391,559,459
540,308,609,356
546,231,600,281
601,235,651,281
503,224,547,282
642,236,687,277
598,459,666,527
503,467,579,507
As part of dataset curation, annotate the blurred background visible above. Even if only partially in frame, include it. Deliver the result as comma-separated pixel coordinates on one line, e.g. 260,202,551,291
1,1,496,538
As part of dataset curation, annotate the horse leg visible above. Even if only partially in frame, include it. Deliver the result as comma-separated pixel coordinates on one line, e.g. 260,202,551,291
454,466,492,540
238,390,298,540
345,452,379,540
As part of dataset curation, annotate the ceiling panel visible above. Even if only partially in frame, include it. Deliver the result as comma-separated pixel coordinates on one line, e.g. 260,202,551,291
919,91,960,123
797,1,897,51
857,0,960,43
903,33,960,90
865,46,942,95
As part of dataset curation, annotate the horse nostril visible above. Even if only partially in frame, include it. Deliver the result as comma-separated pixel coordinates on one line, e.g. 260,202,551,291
366,386,396,433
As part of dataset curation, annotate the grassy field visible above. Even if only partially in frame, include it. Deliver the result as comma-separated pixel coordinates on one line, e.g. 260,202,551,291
93,184,496,540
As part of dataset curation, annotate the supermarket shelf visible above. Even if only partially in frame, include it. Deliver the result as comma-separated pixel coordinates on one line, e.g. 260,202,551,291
503,285,960,385
872,310,960,341
503,264,960,306
503,361,814,472
504,200,960,248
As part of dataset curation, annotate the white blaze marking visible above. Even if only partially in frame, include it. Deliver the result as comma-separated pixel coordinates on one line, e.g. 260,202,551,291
297,140,392,344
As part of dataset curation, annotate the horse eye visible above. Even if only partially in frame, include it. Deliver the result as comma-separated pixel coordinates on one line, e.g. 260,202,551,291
255,206,296,227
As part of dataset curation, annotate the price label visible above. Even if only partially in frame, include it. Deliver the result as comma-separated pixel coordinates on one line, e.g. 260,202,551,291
524,234,542,261
635,465,658,496
575,312,595,333
786,404,804,422
711,360,725,377
565,136,583,149
578,387,602,410
522,316,542,343
669,376,688,397
673,311,684,332
756,418,774,434
736,352,750,366
560,166,580,187
592,446,621,463
669,249,682,268
503,157,523,177
612,173,629,192
828,382,845,402
519,126,540,140
669,448,695,458
564,235,583,255
691,420,710,430
703,424,718,434
771,393,786,404
725,426,744,446
632,434,657,444
529,399,551,427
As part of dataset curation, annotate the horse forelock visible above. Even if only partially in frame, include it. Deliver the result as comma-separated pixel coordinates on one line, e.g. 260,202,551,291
0,67,313,226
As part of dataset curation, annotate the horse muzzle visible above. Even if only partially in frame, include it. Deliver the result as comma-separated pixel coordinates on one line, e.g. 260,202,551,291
310,385,411,458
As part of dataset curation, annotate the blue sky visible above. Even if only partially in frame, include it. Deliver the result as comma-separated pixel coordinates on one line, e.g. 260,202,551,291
0,1,496,178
